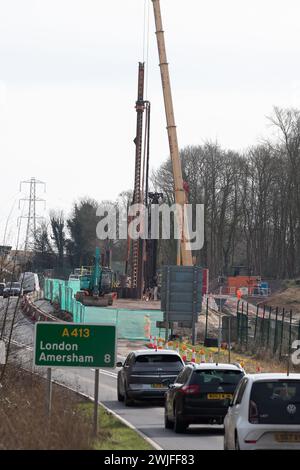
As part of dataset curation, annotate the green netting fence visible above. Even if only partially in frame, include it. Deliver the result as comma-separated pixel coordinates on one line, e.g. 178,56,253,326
44,278,164,341
222,301,300,359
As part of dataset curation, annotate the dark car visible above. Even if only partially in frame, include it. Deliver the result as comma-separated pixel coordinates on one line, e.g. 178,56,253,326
165,363,245,433
3,282,23,298
117,349,185,406
0,283,5,296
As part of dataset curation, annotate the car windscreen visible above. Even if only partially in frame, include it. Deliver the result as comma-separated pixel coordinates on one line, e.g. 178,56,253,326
249,380,300,424
133,354,183,369
190,369,244,386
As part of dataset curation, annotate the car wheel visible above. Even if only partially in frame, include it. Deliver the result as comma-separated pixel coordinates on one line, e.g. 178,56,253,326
164,404,173,430
173,404,187,433
124,387,134,407
117,377,124,402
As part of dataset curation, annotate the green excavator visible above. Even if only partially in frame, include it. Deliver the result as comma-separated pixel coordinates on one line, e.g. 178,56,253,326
75,247,114,307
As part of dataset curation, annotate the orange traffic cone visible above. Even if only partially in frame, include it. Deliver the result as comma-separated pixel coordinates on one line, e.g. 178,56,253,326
191,349,196,363
200,349,206,363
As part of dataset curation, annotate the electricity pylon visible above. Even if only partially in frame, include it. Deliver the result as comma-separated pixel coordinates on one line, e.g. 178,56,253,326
19,177,46,252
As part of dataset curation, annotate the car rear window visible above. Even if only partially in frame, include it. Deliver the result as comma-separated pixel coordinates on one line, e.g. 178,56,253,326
250,380,300,424
190,369,244,386
134,354,182,364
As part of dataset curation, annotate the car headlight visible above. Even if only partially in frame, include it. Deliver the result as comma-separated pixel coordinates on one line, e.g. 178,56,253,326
128,383,143,389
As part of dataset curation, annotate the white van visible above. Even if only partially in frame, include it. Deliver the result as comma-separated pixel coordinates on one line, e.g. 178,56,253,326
19,272,40,294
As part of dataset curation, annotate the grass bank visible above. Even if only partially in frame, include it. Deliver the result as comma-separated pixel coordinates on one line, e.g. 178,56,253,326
81,404,154,450
0,365,153,450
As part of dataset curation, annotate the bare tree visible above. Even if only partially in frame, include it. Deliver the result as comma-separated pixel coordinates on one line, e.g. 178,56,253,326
50,210,66,272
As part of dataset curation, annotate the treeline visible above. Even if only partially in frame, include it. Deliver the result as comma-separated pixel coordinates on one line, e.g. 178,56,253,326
30,193,131,277
153,107,300,279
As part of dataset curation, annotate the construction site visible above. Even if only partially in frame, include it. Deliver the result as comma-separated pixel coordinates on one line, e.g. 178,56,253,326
1,0,300,453
1,0,299,355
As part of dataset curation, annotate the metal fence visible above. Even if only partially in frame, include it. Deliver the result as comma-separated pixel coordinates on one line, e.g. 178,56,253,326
222,301,300,358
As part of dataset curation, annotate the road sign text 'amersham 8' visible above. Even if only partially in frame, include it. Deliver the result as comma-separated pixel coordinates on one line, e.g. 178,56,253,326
34,323,116,368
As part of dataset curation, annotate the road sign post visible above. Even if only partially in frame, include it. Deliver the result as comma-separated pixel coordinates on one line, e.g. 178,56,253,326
204,297,209,342
217,310,222,363
94,369,100,436
46,367,52,417
214,297,228,364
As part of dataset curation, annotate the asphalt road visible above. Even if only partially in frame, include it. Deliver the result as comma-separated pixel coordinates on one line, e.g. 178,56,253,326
1,298,224,450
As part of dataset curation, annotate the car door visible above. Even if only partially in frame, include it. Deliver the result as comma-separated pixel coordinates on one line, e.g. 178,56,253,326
226,377,248,449
167,368,191,418
166,369,185,417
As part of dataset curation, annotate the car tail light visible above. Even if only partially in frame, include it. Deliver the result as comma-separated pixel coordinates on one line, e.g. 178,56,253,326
180,385,200,395
244,440,257,444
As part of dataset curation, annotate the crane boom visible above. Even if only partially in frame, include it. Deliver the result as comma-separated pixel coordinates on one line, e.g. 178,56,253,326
151,0,193,266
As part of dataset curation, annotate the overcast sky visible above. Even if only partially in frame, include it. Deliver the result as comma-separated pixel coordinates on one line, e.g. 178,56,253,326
1,0,300,247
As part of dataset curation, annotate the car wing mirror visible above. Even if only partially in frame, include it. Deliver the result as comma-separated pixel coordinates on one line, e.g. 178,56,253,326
116,361,123,368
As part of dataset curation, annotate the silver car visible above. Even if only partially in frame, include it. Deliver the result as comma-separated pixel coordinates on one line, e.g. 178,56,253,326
3,282,23,298
117,349,185,406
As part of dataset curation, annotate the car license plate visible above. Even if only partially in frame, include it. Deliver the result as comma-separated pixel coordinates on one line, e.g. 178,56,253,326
275,433,300,443
207,393,233,400
151,383,164,389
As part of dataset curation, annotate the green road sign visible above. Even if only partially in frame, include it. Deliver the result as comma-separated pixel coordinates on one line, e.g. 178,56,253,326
34,322,116,368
